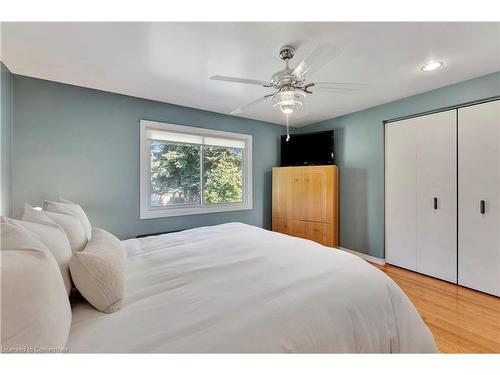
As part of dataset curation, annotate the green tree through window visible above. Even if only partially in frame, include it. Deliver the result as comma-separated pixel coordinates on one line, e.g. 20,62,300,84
203,146,243,204
150,141,243,207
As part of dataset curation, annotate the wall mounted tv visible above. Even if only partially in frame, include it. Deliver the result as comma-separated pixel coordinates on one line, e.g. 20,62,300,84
281,130,334,167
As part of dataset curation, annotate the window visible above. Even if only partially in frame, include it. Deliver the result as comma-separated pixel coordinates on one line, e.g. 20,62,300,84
140,120,252,219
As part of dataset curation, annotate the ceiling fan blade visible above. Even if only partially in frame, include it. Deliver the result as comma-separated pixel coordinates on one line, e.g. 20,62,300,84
211,75,270,87
310,82,371,95
292,44,340,80
230,94,274,115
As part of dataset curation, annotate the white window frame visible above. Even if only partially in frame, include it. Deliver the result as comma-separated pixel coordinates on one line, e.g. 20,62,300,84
140,120,252,219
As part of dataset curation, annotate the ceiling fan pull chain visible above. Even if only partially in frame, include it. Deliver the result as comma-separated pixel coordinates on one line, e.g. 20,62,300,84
286,113,290,142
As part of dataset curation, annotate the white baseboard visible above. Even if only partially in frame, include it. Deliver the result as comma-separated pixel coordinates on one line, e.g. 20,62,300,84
339,247,386,265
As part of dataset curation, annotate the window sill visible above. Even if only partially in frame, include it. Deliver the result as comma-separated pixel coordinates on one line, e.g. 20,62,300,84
140,202,252,219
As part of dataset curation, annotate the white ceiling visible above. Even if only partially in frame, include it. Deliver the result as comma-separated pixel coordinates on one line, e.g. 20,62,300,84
2,22,499,127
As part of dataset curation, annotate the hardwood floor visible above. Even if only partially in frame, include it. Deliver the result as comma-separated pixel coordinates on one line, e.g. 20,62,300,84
373,263,500,353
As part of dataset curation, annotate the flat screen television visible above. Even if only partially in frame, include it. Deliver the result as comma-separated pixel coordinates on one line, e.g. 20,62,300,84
281,130,334,166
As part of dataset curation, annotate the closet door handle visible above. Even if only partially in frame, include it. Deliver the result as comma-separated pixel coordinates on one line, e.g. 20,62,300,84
433,197,438,210
480,200,486,214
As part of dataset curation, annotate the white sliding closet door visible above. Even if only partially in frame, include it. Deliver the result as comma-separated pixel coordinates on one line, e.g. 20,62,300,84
386,119,417,270
386,110,457,282
458,100,500,296
416,110,457,282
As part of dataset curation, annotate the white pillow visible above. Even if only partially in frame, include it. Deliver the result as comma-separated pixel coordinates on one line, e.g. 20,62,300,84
43,199,92,240
0,217,72,351
23,204,87,252
70,228,126,313
3,215,73,295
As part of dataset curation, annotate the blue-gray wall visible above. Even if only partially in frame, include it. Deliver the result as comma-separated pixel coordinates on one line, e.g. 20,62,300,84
10,71,500,253
1,63,13,217
12,75,284,239
296,71,500,259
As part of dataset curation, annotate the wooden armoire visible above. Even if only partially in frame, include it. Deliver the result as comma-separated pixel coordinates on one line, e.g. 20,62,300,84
272,165,339,247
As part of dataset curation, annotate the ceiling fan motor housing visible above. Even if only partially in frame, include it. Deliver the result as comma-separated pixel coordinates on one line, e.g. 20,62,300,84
271,68,296,87
272,45,305,88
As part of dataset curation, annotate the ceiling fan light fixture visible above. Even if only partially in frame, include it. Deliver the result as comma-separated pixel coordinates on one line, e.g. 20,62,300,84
273,90,305,114
280,105,295,114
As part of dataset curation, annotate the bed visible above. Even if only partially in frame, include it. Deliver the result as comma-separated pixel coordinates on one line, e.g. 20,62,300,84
67,222,437,353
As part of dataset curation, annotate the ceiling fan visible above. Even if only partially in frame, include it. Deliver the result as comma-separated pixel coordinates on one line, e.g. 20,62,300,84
211,44,368,117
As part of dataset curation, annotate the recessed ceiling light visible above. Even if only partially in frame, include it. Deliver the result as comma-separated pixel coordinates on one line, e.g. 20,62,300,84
421,61,443,72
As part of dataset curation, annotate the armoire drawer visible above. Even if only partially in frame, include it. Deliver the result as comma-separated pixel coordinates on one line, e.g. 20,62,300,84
272,218,306,237
306,222,333,247
272,218,290,235
272,218,335,247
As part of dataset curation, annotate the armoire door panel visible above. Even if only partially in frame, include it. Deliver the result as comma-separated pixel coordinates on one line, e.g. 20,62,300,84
416,110,457,283
385,120,418,271
290,169,304,220
272,167,292,219
300,168,329,223
458,100,500,296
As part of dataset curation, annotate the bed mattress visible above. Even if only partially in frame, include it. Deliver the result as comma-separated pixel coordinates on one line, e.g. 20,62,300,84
67,223,437,353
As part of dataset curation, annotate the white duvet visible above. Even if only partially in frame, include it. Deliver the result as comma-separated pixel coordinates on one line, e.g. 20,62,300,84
67,223,437,353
